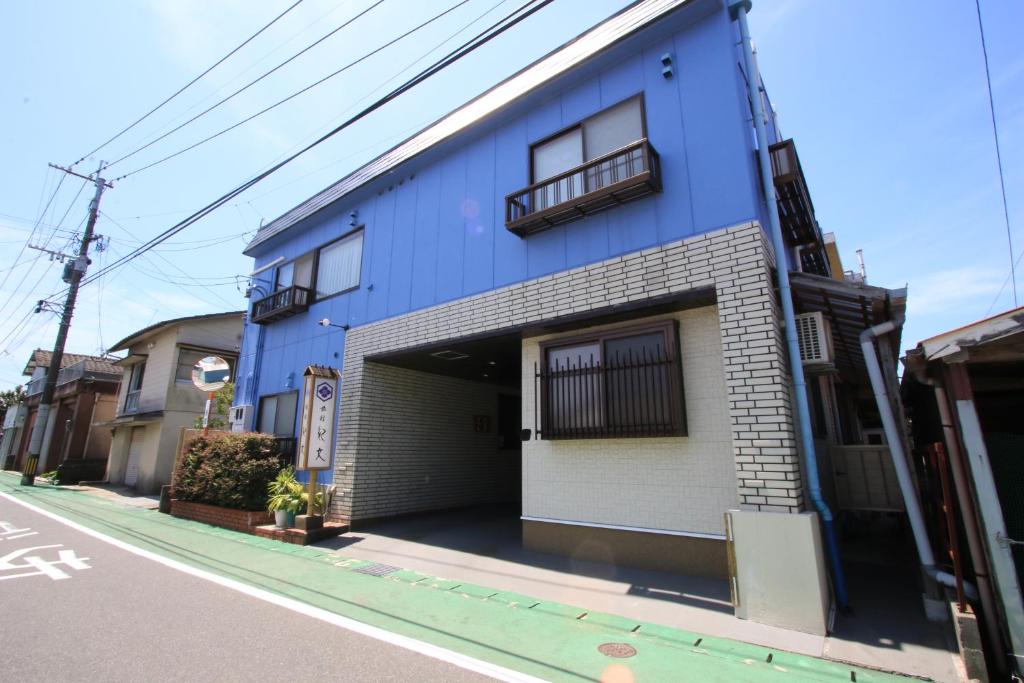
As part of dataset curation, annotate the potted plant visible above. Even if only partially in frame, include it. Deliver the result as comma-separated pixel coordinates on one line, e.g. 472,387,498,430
267,467,303,529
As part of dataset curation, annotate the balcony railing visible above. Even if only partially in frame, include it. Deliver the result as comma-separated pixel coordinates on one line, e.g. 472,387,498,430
505,138,661,237
251,285,312,325
24,360,120,397
124,390,141,414
26,378,44,397
769,139,829,276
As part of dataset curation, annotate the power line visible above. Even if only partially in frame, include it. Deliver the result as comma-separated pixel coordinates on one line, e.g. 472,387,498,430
103,0,385,172
113,0,472,180
241,0,511,206
0,174,67,293
975,0,1016,307
49,0,552,299
70,0,305,168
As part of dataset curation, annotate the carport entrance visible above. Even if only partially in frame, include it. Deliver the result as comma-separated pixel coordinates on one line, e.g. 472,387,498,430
352,331,523,527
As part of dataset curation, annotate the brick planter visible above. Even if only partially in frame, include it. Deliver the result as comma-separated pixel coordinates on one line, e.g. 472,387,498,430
170,499,273,534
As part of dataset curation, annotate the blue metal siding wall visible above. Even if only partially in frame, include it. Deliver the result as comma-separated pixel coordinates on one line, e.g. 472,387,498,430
235,7,764,468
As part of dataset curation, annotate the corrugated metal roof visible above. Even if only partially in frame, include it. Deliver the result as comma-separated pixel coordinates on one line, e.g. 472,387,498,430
245,0,699,255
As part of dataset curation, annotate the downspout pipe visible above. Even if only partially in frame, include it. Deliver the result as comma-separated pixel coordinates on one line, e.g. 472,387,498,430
860,319,978,601
731,0,849,609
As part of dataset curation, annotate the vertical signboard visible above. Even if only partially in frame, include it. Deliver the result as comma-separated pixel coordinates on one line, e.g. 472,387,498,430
296,365,339,471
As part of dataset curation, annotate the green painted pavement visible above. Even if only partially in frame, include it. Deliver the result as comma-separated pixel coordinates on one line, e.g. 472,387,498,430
0,474,910,682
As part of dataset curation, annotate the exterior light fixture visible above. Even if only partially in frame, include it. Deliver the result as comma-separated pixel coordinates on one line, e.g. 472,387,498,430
318,318,349,331
660,52,674,79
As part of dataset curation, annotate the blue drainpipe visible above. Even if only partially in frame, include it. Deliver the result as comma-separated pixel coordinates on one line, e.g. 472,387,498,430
730,0,849,609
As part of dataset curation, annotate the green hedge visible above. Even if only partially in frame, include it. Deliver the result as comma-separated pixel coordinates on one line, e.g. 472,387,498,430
172,432,284,511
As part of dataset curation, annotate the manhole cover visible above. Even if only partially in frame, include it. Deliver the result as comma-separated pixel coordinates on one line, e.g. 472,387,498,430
354,562,401,577
597,643,637,658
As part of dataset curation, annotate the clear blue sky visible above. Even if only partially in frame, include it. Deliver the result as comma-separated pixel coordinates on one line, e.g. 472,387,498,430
1,0,1021,390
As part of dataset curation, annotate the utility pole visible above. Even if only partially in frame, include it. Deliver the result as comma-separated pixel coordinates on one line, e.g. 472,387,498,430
21,163,111,485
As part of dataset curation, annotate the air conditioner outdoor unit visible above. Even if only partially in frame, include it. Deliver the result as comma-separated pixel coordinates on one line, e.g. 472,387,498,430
229,405,253,432
794,312,834,367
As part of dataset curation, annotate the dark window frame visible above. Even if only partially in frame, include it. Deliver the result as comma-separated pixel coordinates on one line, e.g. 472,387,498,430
271,226,365,305
538,318,686,439
528,93,648,185
123,360,146,412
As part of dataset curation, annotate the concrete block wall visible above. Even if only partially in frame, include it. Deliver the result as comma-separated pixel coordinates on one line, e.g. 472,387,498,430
333,221,803,522
342,363,517,520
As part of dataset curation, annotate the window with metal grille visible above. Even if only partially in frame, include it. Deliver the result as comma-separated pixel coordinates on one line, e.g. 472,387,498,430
535,320,686,439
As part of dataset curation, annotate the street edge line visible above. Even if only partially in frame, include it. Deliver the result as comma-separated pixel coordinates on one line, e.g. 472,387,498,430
0,490,548,683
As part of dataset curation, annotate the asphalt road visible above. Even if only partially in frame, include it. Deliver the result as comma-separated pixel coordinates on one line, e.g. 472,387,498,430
0,495,495,682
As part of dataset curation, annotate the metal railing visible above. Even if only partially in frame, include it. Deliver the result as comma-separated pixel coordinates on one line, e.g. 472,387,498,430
24,360,119,397
251,285,312,324
534,349,683,440
124,390,141,414
506,139,660,236
26,378,44,396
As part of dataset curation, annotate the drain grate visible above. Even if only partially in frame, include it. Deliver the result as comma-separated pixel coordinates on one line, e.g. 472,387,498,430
354,562,402,577
597,643,637,659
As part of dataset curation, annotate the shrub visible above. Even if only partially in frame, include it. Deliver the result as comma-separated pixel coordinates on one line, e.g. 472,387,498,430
173,432,284,511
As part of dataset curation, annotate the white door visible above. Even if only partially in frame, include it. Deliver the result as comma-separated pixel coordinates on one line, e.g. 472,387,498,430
124,427,145,487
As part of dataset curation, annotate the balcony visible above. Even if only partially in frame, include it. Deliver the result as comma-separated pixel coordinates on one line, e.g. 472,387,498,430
769,139,829,276
251,285,312,325
505,139,661,237
26,378,44,397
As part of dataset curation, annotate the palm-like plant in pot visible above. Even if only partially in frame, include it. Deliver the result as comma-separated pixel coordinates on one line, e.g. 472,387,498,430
267,467,304,529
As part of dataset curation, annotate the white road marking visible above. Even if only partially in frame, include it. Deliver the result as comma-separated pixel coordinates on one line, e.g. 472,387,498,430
0,491,546,683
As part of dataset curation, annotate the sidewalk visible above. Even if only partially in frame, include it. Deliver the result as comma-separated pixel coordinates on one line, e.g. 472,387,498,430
0,473,912,682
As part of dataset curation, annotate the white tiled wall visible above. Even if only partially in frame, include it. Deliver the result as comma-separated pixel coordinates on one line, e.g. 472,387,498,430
521,306,737,536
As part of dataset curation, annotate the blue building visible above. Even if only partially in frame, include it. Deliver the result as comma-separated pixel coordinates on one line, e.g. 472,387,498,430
234,0,908,636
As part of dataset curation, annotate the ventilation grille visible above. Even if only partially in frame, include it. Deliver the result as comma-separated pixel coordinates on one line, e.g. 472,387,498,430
795,312,832,365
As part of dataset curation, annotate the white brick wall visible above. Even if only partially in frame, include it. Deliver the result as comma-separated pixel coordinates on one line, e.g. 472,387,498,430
522,306,737,535
332,221,804,522
339,363,519,520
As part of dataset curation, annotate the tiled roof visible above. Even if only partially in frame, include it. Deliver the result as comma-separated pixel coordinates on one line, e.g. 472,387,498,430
23,350,120,377
244,0,697,255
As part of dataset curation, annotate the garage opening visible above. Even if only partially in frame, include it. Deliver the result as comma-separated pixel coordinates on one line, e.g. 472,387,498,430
352,331,522,528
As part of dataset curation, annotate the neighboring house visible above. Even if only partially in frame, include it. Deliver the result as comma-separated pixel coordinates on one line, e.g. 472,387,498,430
100,312,243,494
7,350,121,477
0,401,28,470
903,307,1024,674
234,0,910,636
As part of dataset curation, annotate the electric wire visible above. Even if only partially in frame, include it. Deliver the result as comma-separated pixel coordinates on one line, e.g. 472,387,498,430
70,0,305,168
975,0,1017,307
0,174,67,293
238,0,511,205
113,0,472,180
99,214,243,309
46,0,552,300
103,0,386,172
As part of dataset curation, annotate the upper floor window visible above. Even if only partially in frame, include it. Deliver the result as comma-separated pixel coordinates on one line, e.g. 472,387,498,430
124,361,146,413
537,320,685,439
276,253,313,291
316,230,363,298
507,96,659,237
253,229,363,325
531,96,645,205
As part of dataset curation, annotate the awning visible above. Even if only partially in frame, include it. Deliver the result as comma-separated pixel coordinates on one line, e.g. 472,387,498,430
789,271,906,385
95,410,164,428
